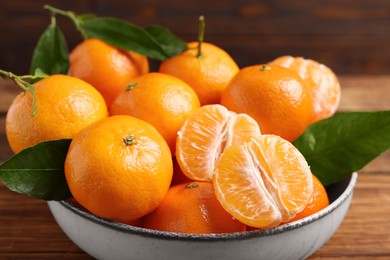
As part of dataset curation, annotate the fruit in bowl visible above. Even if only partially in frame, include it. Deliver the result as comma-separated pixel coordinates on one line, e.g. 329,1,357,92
1,5,390,260
47,172,357,260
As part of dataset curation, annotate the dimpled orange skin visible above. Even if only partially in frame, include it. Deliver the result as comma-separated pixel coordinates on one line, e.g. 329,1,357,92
220,65,314,142
269,56,341,123
110,72,200,154
159,42,239,105
69,38,149,107
143,182,246,234
6,74,108,153
65,115,173,223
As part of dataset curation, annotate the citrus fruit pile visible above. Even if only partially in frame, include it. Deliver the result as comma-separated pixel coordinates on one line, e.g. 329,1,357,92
3,14,340,234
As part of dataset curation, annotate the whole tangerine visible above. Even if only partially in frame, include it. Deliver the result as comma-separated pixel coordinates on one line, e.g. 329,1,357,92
65,115,173,223
143,182,246,234
110,72,200,154
69,38,149,107
6,74,108,153
159,41,239,105
220,64,314,142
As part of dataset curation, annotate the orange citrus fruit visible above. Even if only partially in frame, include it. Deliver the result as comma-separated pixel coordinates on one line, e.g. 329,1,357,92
65,115,173,223
143,182,246,234
269,56,341,122
287,174,329,222
6,74,108,153
110,72,200,154
220,64,314,142
159,42,239,105
213,134,313,229
176,104,261,182
69,38,149,107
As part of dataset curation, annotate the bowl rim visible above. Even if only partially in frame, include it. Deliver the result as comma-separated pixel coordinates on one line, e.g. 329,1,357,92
56,173,357,242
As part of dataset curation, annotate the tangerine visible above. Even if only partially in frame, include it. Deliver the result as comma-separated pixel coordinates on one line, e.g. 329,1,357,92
143,182,246,234
220,64,313,142
159,42,239,105
213,135,313,229
6,74,108,153
69,38,149,107
269,56,341,122
110,72,200,154
65,115,173,223
176,104,261,182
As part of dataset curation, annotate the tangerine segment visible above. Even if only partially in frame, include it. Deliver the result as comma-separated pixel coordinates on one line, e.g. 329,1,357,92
176,104,261,182
287,174,329,222
213,135,313,228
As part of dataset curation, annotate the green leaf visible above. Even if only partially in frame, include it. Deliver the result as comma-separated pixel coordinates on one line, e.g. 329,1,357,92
82,17,187,60
78,13,96,22
0,139,72,200
293,111,390,185
144,25,188,58
29,21,69,80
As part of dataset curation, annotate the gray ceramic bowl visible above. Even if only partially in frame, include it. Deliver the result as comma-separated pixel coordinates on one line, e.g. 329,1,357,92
48,173,357,260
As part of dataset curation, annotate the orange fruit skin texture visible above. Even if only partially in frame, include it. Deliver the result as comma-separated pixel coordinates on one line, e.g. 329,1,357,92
143,182,246,234
213,135,313,229
269,56,341,123
65,115,173,223
176,104,261,182
159,42,239,105
6,74,108,153
110,72,200,154
69,38,149,107
220,64,314,142
287,174,330,223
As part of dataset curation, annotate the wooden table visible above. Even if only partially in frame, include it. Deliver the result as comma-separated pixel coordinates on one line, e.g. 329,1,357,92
0,76,389,259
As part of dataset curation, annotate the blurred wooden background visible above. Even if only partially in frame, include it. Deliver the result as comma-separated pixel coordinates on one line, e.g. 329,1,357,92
1,0,390,75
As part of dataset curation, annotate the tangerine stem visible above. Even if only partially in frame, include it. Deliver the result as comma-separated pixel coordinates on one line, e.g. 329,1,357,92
185,182,199,189
196,16,205,58
126,82,137,91
123,136,135,146
44,5,89,39
259,65,271,71
0,69,38,116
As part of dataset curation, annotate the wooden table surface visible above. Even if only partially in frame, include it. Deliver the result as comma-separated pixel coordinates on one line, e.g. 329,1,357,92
0,76,389,259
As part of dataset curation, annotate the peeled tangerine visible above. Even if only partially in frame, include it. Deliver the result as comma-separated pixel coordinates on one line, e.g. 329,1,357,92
213,135,313,229
176,104,261,182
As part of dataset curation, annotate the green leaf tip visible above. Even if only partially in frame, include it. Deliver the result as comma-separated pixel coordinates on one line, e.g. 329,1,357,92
0,139,73,200
293,110,390,185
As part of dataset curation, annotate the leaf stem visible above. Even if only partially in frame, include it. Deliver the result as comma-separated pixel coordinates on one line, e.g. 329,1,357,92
196,16,205,58
0,69,38,116
44,5,89,39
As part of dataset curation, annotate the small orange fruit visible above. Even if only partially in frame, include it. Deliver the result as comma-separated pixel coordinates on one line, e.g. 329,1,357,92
160,42,239,105
143,182,246,234
65,115,173,223
110,72,200,154
220,64,314,142
69,38,149,107
213,135,313,229
288,174,329,222
176,104,261,182
269,56,341,122
6,74,108,153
